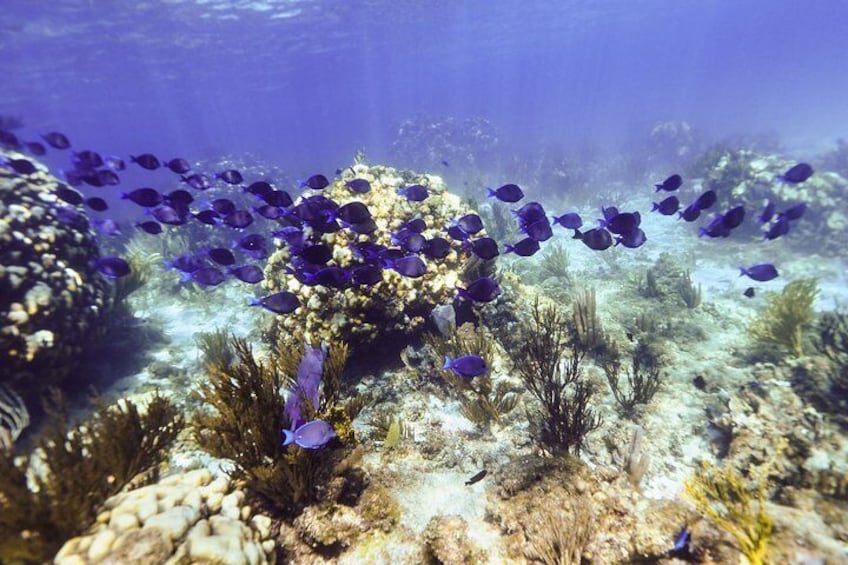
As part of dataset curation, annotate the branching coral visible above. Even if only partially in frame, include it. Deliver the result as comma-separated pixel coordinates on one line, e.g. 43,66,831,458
0,391,182,563
540,242,571,282
749,278,818,358
601,342,663,416
524,496,594,565
511,299,602,455
678,270,702,309
572,288,608,356
684,459,775,565
193,335,362,518
194,327,234,369
425,323,518,427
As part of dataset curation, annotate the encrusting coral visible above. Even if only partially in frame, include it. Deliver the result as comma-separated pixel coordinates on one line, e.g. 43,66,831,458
0,390,182,563
263,162,484,348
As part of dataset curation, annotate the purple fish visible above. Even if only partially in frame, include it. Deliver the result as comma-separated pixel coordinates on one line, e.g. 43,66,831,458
56,185,84,206
351,265,383,286
130,153,160,170
181,173,212,190
456,277,501,303
96,169,120,186
740,263,779,282
779,163,813,184
245,181,273,198
513,202,546,224
504,237,540,257
521,218,553,242
349,218,378,234
263,190,294,208
763,216,791,240
94,256,130,278
699,215,731,239
194,210,221,225
298,244,333,265
781,202,806,221
655,174,682,192
72,150,103,170
166,189,194,206
164,158,191,174
386,255,427,278
443,355,487,378
456,213,484,235
423,236,451,259
185,266,226,287
603,212,641,235
208,248,236,266
345,178,371,193
574,228,612,251
24,141,46,156
152,205,186,225
122,187,163,207
165,254,206,273
464,237,499,260
93,218,122,237
679,203,702,222
224,210,254,229
137,220,163,234
615,228,646,249
487,183,524,203
334,201,371,225
3,158,37,175
229,265,264,284
282,420,335,449
758,200,776,224
694,190,717,211
217,169,243,185
303,266,352,288
652,196,680,216
722,205,745,229
42,132,71,149
284,344,326,429
249,291,300,314
237,233,266,251
85,197,109,212
397,184,429,202
301,174,330,190
552,212,583,229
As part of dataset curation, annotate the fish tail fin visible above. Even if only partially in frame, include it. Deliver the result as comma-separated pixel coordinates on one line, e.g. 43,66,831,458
654,184,662,191
698,228,706,238
119,192,128,200
738,267,747,277
442,356,452,370
504,244,514,254
179,271,191,284
455,285,469,301
572,228,583,240
248,297,261,307
551,215,561,226
651,202,659,211
281,429,294,446
486,188,496,198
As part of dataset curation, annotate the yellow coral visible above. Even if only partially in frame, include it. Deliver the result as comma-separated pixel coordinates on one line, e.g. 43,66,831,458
749,278,818,357
684,457,776,565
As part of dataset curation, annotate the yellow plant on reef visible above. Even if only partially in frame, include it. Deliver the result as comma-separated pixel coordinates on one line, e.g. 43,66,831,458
749,278,818,357
684,458,776,565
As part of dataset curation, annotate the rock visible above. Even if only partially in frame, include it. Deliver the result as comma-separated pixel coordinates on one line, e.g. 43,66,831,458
110,511,141,532
87,529,117,562
189,534,242,563
251,514,273,539
135,492,159,523
144,505,199,541
423,514,486,565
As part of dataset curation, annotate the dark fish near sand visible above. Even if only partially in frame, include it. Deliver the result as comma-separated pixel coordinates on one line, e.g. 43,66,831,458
616,228,646,248
181,173,212,190
781,202,807,221
56,185,84,206
758,200,776,224
465,237,499,260
229,265,264,284
740,263,778,282
208,248,236,266
122,188,163,207
184,267,226,287
504,237,540,256
744,287,755,298
652,196,680,216
217,169,243,185
552,212,583,229
694,190,717,211
574,228,612,251
465,470,487,486
3,157,37,175
85,197,109,212
397,184,429,202
223,210,254,229
164,158,191,174
385,255,427,278
345,178,371,193
137,220,163,234
779,162,813,184
655,174,682,192
24,141,46,156
521,218,553,242
423,237,451,259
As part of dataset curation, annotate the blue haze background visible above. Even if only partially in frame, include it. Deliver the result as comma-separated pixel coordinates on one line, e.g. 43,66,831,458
2,0,846,176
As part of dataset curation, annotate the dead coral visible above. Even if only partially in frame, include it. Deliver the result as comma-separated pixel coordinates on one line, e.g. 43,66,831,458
0,391,182,563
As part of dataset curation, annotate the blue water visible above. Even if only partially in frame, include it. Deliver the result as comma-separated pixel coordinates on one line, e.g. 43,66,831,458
4,0,847,173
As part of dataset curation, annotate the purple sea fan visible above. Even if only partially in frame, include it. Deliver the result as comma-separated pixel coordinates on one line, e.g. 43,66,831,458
284,344,327,429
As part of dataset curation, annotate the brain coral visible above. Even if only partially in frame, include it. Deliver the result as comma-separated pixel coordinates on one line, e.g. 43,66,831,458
0,150,111,390
264,163,484,346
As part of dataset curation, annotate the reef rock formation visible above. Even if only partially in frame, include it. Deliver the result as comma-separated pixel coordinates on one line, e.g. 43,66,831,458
0,150,111,391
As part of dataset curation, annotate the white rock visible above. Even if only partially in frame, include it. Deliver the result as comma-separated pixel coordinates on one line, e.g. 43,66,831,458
110,511,140,532
54,555,87,565
186,519,212,541
241,505,252,521
206,475,230,495
251,514,272,539
135,492,159,523
189,534,236,563
144,505,199,541
243,541,261,565
261,539,276,556
206,491,224,513
183,487,202,511
87,529,117,562
158,492,181,513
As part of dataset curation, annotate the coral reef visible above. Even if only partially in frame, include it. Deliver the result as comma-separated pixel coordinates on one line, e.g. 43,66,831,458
263,163,484,347
422,514,486,565
684,456,776,565
54,468,277,565
695,147,848,249
509,298,602,455
749,278,818,358
0,383,29,451
523,497,594,565
0,391,182,563
1,150,112,391
791,311,848,427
